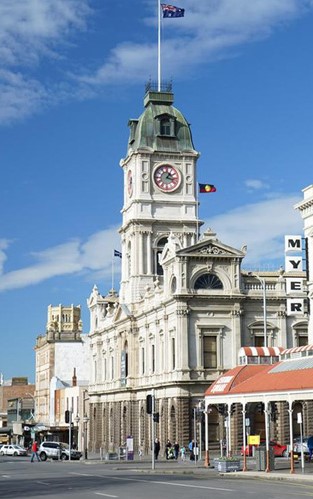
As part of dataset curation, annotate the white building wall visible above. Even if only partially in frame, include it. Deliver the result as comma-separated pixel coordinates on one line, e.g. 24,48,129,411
54,336,90,385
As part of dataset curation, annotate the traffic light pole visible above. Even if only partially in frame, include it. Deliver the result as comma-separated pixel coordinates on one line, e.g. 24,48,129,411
68,410,72,461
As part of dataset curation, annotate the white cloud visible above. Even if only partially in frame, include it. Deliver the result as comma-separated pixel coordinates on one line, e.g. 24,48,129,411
203,193,303,268
0,194,304,291
245,179,270,190
0,226,120,292
0,0,91,124
1,0,313,123
0,239,10,274
0,0,90,66
78,0,312,86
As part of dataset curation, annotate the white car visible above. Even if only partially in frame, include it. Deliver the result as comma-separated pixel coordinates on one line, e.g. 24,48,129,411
0,444,28,456
293,437,309,455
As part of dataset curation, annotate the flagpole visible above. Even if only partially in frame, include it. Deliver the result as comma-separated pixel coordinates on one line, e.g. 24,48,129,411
112,251,114,290
158,0,161,91
196,183,199,242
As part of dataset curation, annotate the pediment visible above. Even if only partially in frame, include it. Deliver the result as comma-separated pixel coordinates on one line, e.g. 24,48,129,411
177,230,246,260
154,112,175,120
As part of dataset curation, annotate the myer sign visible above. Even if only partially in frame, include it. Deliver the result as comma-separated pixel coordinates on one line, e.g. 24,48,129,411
284,235,305,315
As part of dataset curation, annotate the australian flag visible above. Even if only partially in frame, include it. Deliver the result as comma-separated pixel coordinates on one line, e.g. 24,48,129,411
114,249,122,258
161,4,185,18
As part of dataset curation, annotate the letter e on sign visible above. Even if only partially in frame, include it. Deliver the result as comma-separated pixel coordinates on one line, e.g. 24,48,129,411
286,278,303,294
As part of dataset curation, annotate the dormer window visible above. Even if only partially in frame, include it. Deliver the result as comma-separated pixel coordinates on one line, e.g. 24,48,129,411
160,118,171,135
128,119,138,144
155,114,176,137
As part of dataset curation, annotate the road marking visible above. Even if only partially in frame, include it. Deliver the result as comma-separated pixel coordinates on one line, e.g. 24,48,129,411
69,472,95,476
94,494,118,498
36,481,51,485
94,475,234,492
1,475,11,478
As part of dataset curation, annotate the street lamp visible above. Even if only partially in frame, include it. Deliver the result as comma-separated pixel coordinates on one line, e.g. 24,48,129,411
250,273,267,347
83,415,90,460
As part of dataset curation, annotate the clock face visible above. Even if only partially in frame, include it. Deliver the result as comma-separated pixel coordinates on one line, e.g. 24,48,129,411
127,170,133,197
153,165,181,192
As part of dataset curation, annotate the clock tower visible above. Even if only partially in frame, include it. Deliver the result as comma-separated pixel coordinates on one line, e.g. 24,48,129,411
119,83,200,304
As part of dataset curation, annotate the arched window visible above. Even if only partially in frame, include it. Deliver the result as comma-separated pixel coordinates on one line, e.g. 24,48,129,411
124,341,128,377
154,237,168,275
194,273,223,290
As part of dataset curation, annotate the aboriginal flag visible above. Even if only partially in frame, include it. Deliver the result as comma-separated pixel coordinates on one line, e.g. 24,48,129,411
199,183,217,193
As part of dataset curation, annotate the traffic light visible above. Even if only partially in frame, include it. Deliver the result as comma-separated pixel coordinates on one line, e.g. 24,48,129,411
153,412,159,423
146,395,153,414
65,410,70,423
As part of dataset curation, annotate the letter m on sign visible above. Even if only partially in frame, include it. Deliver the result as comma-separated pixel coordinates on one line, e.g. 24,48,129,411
285,235,302,252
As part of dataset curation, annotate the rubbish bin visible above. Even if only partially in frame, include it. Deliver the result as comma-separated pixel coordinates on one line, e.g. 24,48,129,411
255,446,275,471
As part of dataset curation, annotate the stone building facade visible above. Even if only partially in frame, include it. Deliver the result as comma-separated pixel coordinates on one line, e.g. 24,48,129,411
34,304,90,431
86,86,308,456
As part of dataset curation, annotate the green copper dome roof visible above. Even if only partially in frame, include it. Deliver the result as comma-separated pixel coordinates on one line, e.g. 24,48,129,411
126,90,196,155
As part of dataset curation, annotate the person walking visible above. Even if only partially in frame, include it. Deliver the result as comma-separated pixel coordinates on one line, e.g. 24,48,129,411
173,441,179,460
154,438,160,460
165,439,172,460
180,445,186,461
30,440,41,462
308,435,313,460
189,440,195,461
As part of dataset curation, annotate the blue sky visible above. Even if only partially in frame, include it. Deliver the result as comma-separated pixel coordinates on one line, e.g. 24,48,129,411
1,0,312,381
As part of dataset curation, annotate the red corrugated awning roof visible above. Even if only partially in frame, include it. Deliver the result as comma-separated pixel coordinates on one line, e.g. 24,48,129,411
205,365,269,396
281,344,313,355
238,346,283,357
205,357,313,397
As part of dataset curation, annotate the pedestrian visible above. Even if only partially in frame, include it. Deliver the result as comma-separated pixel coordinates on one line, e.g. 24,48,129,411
154,438,160,460
30,440,41,462
189,440,194,461
308,435,313,460
165,439,172,460
180,445,186,461
173,441,179,460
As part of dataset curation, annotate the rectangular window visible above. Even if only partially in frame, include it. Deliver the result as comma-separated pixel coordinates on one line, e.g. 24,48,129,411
203,336,217,369
141,347,145,375
298,335,308,347
152,345,155,373
172,338,176,370
254,336,264,347
111,357,114,380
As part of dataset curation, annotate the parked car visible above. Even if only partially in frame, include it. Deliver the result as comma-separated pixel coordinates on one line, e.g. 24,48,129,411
0,444,28,456
293,437,309,455
241,440,287,457
39,441,82,461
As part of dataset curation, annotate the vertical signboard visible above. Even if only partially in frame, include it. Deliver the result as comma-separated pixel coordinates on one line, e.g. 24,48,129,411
285,235,305,316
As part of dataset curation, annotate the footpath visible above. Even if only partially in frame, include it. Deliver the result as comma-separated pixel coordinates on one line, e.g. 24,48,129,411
82,452,313,484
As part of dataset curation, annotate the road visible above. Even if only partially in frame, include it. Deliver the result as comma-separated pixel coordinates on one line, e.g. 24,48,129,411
1,457,313,499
